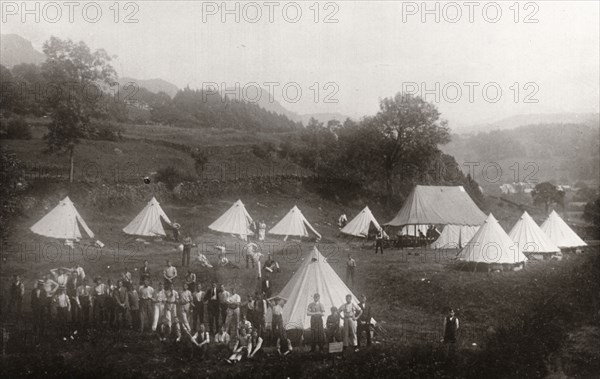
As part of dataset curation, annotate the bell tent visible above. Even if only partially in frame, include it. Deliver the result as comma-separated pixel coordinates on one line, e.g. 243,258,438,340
123,197,172,237
268,205,321,241
30,196,94,240
431,225,479,249
385,185,486,226
508,211,560,257
340,206,383,238
272,246,370,330
208,199,254,240
540,210,587,248
458,214,528,265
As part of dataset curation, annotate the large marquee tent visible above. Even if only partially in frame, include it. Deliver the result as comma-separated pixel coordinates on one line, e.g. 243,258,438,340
385,185,486,226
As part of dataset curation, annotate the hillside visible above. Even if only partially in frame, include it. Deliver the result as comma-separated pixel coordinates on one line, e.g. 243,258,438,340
119,77,179,98
0,34,45,68
456,113,600,134
443,122,600,192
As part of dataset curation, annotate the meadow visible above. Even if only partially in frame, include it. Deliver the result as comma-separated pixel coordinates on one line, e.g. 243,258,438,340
1,189,598,378
1,122,598,378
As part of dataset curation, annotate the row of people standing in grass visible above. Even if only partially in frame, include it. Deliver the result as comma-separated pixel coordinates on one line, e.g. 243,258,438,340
308,293,374,352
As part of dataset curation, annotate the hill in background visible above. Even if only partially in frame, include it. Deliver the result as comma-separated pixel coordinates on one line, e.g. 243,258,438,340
119,77,179,98
443,121,600,191
0,34,45,68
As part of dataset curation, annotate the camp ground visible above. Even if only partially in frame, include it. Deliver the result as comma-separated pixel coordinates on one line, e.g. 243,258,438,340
2,4,598,377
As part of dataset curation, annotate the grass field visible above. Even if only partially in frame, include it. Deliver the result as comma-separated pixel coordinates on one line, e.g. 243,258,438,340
1,186,599,377
2,121,599,377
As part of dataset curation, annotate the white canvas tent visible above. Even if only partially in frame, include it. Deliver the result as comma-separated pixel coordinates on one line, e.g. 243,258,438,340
30,196,94,240
509,211,560,256
340,206,382,238
458,214,528,265
272,246,372,330
385,185,486,226
268,205,321,240
123,197,171,237
208,199,254,240
431,225,479,249
540,210,587,248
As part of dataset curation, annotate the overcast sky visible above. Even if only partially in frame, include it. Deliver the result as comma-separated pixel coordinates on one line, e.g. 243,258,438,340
3,1,599,127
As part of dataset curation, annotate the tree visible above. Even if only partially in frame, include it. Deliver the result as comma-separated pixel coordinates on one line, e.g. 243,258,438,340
0,151,24,241
369,93,450,203
531,182,565,213
0,64,17,115
582,197,600,228
41,37,116,185
11,63,47,116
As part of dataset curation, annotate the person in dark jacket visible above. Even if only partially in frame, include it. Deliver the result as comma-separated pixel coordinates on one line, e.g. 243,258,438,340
204,282,221,334
357,295,372,347
442,308,459,359
9,275,25,317
31,280,47,340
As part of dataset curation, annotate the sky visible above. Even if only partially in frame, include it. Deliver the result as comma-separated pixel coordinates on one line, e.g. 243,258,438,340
2,0,599,128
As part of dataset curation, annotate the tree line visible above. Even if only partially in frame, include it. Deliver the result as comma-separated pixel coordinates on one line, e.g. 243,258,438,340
1,37,482,208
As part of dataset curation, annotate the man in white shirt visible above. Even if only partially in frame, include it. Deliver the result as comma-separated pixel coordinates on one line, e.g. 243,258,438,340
192,283,205,332
163,260,177,285
271,298,285,339
162,282,180,340
339,294,362,351
138,278,154,332
218,284,230,327
215,324,231,345
152,282,166,332
225,287,241,337
51,268,70,288
53,286,71,338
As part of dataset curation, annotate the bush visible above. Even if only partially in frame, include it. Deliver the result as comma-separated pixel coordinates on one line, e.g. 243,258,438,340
1,117,32,140
251,142,277,161
190,148,209,174
155,166,189,191
87,120,123,141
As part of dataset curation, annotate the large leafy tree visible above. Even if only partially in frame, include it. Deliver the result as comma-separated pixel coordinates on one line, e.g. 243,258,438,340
532,182,565,213
41,37,116,184
369,93,450,202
